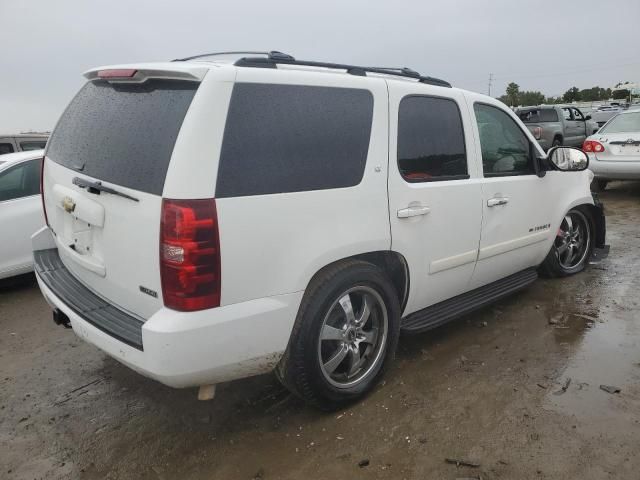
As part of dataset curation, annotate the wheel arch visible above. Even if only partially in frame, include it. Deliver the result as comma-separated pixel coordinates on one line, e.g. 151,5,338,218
552,197,605,249
303,251,410,315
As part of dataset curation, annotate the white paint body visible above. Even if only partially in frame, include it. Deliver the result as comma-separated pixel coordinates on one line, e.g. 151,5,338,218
34,61,594,389
0,150,45,279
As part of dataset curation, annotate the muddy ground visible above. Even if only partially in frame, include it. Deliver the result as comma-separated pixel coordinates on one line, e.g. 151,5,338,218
1,182,639,480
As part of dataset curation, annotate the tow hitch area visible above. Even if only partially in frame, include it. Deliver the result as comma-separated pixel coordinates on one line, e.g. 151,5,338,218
53,309,72,329
589,245,610,265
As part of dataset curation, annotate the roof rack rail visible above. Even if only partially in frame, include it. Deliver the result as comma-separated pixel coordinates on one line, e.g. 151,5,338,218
171,50,295,62
234,54,451,88
173,50,451,87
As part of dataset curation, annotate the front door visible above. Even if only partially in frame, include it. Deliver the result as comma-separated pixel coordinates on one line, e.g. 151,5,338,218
571,108,588,146
562,107,582,146
388,85,483,316
468,100,555,289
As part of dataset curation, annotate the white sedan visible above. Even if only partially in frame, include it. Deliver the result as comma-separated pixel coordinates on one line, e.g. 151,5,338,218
584,110,640,191
0,150,45,279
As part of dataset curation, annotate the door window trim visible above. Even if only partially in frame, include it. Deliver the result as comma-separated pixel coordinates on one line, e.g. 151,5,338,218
396,94,471,184
473,101,537,178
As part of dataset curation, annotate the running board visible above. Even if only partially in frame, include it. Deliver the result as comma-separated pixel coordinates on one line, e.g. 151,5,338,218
401,268,538,334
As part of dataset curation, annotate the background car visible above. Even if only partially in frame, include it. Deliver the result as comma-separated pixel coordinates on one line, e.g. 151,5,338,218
0,150,45,279
0,133,49,155
584,110,640,191
516,105,598,150
590,105,623,128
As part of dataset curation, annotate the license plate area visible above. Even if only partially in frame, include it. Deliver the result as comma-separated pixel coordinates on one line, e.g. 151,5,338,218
69,217,94,255
52,184,106,275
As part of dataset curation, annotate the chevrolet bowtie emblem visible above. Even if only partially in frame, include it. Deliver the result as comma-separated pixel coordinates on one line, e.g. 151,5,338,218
62,196,76,213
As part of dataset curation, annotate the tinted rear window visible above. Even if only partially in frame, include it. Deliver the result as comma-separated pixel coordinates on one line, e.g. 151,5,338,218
216,83,374,198
397,96,468,182
47,79,198,195
517,109,559,123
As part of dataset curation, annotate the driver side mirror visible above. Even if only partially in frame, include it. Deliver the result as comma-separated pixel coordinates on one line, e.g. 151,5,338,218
585,114,592,120
547,146,589,171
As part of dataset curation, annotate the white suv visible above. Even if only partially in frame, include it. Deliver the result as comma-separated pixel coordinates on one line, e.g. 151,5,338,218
33,52,606,409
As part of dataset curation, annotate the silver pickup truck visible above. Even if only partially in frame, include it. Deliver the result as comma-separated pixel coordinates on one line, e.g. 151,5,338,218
516,105,599,150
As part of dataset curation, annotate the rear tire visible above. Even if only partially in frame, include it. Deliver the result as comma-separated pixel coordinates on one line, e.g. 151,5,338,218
539,207,594,278
276,260,400,410
551,136,562,148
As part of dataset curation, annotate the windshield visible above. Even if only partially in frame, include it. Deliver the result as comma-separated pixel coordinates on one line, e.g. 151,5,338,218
517,109,559,123
600,112,640,134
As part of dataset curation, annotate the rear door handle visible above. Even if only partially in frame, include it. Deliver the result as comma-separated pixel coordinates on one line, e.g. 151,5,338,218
487,197,509,207
397,205,431,218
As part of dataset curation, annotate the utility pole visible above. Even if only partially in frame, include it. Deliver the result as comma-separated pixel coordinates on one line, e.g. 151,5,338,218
488,73,494,97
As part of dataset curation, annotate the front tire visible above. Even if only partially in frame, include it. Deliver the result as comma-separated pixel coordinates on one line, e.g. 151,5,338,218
540,208,594,277
276,260,400,410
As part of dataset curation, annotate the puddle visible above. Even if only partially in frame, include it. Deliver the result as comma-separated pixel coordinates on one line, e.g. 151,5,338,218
544,304,640,435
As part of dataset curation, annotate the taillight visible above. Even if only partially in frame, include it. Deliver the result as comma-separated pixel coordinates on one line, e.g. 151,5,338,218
97,69,137,79
583,140,605,153
532,127,542,140
160,199,221,311
40,157,49,226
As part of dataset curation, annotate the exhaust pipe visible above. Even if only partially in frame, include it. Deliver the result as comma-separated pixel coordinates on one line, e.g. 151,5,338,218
53,309,72,329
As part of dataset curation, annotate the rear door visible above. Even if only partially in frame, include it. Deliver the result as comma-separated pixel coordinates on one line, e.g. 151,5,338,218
571,108,588,144
43,70,202,319
388,85,483,315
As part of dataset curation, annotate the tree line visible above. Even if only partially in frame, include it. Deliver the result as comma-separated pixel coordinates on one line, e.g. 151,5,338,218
498,82,633,107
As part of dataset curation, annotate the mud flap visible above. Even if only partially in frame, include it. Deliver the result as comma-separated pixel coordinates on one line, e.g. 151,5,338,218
589,245,610,265
591,193,606,248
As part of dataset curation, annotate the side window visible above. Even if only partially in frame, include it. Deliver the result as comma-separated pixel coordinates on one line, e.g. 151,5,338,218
397,96,468,182
562,108,572,120
216,83,374,197
473,103,534,177
20,141,47,151
0,159,41,201
572,108,584,121
0,143,15,155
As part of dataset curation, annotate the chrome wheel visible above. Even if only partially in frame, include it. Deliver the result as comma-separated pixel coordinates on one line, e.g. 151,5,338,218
555,210,591,269
317,286,388,388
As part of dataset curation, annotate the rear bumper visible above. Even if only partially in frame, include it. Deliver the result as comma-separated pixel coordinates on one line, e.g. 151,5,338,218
32,229,302,388
588,155,640,180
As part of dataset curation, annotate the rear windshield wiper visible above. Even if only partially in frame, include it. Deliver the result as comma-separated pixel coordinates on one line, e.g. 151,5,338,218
72,177,139,202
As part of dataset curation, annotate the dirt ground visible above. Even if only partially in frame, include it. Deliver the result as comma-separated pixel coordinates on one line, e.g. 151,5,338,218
1,182,639,480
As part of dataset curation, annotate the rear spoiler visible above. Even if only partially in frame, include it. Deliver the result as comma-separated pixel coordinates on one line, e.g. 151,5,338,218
84,67,205,84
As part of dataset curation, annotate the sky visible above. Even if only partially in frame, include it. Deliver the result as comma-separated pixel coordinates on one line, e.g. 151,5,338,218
1,0,639,132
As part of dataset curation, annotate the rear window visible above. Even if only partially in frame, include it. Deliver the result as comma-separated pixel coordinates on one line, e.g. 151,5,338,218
215,83,374,198
0,143,14,155
517,109,559,123
20,141,47,151
600,112,640,133
47,79,198,195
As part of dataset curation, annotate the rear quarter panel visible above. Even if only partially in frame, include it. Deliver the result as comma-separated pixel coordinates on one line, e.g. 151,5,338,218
168,68,391,306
